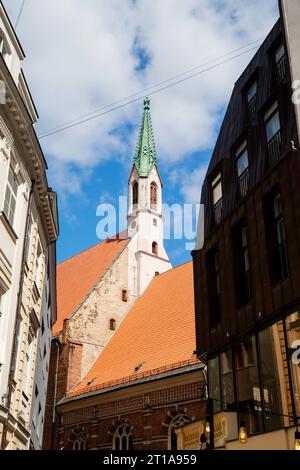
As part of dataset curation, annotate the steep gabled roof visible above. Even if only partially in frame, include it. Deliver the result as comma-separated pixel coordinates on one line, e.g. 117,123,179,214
67,261,199,398
53,233,129,335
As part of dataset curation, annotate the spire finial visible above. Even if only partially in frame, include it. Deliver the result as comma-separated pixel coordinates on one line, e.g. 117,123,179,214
144,97,150,111
133,98,157,176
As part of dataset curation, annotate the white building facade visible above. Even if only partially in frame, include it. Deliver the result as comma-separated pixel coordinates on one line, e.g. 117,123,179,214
0,2,58,450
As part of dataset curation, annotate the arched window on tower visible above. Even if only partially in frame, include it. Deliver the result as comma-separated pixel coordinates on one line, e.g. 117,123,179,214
110,318,116,331
132,182,138,207
150,182,157,210
152,242,158,256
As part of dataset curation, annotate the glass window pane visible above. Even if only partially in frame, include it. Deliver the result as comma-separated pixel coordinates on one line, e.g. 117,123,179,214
234,336,263,435
237,150,249,176
275,44,285,63
208,356,221,413
273,194,283,218
4,185,11,208
3,198,9,220
266,112,280,142
286,312,300,418
221,350,235,409
212,181,222,205
247,82,257,103
8,166,14,186
259,322,289,431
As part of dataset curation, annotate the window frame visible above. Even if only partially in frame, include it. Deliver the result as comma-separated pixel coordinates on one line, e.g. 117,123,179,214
3,164,19,228
152,241,158,256
264,102,282,167
211,171,223,225
132,181,138,207
150,181,158,210
235,141,249,198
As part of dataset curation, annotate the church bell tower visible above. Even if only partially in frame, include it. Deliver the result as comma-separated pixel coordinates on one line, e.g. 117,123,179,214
127,98,171,296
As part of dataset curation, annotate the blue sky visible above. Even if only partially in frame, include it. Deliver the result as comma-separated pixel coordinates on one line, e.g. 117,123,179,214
4,0,279,266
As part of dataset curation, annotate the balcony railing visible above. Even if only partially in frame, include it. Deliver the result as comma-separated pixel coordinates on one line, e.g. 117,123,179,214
276,54,287,84
213,198,222,225
239,167,249,198
247,94,257,121
267,130,282,167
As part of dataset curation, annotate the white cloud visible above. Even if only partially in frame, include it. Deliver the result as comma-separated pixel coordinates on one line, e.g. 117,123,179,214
3,0,279,195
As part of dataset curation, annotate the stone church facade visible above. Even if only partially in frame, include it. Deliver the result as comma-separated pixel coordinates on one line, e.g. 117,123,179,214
43,99,205,450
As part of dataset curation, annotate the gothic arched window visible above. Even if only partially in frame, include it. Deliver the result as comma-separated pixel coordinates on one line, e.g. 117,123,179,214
73,435,87,450
150,182,157,209
152,241,158,256
132,182,138,207
113,423,133,450
168,413,192,450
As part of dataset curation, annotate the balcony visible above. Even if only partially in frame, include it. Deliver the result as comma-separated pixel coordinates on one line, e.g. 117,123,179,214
267,130,281,167
275,54,287,84
213,198,222,225
238,167,249,198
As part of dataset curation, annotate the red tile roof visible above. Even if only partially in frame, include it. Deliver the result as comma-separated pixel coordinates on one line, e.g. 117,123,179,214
68,261,198,398
53,233,129,335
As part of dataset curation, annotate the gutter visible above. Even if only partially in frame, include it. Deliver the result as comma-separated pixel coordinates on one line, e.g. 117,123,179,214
58,363,205,407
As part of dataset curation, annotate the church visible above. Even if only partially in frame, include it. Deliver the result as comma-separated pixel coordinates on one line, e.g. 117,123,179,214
42,99,205,450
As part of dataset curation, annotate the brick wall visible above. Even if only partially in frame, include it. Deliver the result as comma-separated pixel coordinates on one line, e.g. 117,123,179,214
55,380,206,450
42,339,83,449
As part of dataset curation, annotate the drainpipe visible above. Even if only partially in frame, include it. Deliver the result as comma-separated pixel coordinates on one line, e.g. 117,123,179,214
53,340,60,423
1,180,35,450
50,338,60,450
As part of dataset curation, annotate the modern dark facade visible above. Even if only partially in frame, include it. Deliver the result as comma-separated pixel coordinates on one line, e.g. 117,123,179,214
192,0,300,449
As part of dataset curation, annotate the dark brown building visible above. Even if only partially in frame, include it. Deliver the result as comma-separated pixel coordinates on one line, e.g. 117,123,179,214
192,0,300,450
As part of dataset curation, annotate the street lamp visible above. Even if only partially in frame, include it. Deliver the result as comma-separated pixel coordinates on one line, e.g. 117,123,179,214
295,427,300,451
238,420,248,444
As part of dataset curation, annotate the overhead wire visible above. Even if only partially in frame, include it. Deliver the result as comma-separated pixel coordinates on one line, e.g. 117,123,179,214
14,0,26,30
38,40,262,139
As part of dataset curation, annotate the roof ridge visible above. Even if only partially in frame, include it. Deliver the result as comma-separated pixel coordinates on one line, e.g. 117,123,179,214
151,259,192,279
58,231,128,267
66,237,130,323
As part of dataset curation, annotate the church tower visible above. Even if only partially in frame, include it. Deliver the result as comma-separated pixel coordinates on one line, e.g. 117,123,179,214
127,98,172,296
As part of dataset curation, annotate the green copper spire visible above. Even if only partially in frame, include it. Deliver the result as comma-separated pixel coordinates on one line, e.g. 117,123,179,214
134,97,157,176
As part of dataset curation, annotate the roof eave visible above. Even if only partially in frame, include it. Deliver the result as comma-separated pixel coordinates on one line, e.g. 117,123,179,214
57,362,204,407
